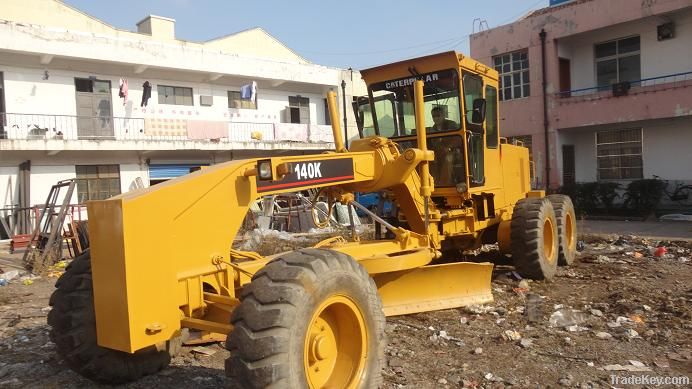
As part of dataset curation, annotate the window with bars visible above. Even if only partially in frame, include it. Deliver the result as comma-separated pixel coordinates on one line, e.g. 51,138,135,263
158,85,193,106
596,128,643,180
76,165,121,202
595,36,641,88
493,50,529,101
228,90,257,109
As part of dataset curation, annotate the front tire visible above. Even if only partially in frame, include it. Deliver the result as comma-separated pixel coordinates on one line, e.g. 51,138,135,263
225,248,385,388
48,250,177,384
510,198,559,280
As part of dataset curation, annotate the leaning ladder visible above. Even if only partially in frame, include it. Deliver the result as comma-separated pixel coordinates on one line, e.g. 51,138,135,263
22,180,76,273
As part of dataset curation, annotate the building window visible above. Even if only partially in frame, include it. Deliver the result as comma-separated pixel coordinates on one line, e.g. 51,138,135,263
76,165,121,202
595,36,640,87
228,91,257,109
596,128,643,180
288,96,310,124
158,85,193,106
493,50,529,101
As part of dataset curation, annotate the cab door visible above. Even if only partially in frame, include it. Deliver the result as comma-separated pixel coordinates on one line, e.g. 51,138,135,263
461,72,485,187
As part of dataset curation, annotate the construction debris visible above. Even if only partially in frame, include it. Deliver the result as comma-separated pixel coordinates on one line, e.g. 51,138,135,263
1,233,690,387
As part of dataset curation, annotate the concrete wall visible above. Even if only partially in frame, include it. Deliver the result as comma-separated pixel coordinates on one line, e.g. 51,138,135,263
562,8,692,90
558,117,692,183
469,0,692,187
0,65,331,126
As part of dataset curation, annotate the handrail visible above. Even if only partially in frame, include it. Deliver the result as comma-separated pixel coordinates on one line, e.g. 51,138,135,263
555,70,692,97
0,112,335,144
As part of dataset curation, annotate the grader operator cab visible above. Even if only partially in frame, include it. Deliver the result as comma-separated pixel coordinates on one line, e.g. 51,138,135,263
48,51,576,388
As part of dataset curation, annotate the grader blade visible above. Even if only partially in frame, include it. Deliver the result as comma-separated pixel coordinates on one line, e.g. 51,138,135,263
374,262,494,316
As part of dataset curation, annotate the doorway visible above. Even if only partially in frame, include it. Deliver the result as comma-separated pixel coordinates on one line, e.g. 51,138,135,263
75,78,114,139
559,58,571,97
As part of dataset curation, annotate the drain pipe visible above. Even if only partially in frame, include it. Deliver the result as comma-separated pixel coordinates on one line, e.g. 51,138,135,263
539,28,550,190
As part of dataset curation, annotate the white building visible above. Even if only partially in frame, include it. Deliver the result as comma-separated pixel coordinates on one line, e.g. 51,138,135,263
0,0,366,236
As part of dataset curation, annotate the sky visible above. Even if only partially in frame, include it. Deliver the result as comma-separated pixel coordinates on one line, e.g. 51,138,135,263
64,0,548,70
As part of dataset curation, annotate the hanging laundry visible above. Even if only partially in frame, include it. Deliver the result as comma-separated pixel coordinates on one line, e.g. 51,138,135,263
141,81,152,107
240,84,252,100
118,78,129,106
240,81,257,101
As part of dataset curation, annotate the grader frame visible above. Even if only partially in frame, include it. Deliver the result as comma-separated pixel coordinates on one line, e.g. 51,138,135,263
48,51,577,388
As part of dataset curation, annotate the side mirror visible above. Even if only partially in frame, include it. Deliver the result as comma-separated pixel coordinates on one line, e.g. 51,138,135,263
471,98,486,124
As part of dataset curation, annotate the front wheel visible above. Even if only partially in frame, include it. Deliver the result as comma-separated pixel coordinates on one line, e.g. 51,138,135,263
48,250,180,384
225,248,386,388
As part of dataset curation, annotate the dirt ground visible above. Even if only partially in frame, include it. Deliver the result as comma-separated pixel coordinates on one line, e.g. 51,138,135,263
1,233,691,388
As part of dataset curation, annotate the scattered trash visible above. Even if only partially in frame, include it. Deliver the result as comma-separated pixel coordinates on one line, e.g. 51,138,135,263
54,260,68,269
501,330,521,341
191,346,216,356
21,279,33,286
566,325,588,332
595,331,612,339
589,309,603,317
654,247,667,257
437,378,448,385
0,270,20,285
607,316,631,328
601,363,651,372
519,338,533,348
474,347,483,355
464,305,496,314
525,294,543,323
576,240,585,251
642,304,652,311
595,255,612,263
549,309,588,328
518,279,530,290
623,329,639,339
629,314,645,324
633,251,644,258
460,317,468,325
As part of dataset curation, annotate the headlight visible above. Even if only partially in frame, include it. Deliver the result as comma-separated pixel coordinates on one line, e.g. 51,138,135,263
456,182,468,193
258,160,272,180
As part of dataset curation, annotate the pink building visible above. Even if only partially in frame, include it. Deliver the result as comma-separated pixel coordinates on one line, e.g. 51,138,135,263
470,0,692,189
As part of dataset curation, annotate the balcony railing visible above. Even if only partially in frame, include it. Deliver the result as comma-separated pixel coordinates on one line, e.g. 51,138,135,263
554,71,692,100
0,113,335,144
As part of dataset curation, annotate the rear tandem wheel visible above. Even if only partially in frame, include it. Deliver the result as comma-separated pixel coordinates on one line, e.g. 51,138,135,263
510,197,559,280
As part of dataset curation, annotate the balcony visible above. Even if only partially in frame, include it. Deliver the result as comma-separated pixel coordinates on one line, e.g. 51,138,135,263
0,113,335,152
552,71,692,130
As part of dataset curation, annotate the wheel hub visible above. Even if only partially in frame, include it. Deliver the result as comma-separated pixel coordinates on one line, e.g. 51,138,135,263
304,295,367,389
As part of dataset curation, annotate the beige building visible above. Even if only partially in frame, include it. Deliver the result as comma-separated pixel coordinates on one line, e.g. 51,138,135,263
0,0,366,237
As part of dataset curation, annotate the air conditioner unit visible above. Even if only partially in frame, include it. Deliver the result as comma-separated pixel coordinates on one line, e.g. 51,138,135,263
199,95,213,106
657,22,674,41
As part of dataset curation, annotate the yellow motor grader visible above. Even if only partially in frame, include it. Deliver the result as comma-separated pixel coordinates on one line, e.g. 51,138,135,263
48,51,576,388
